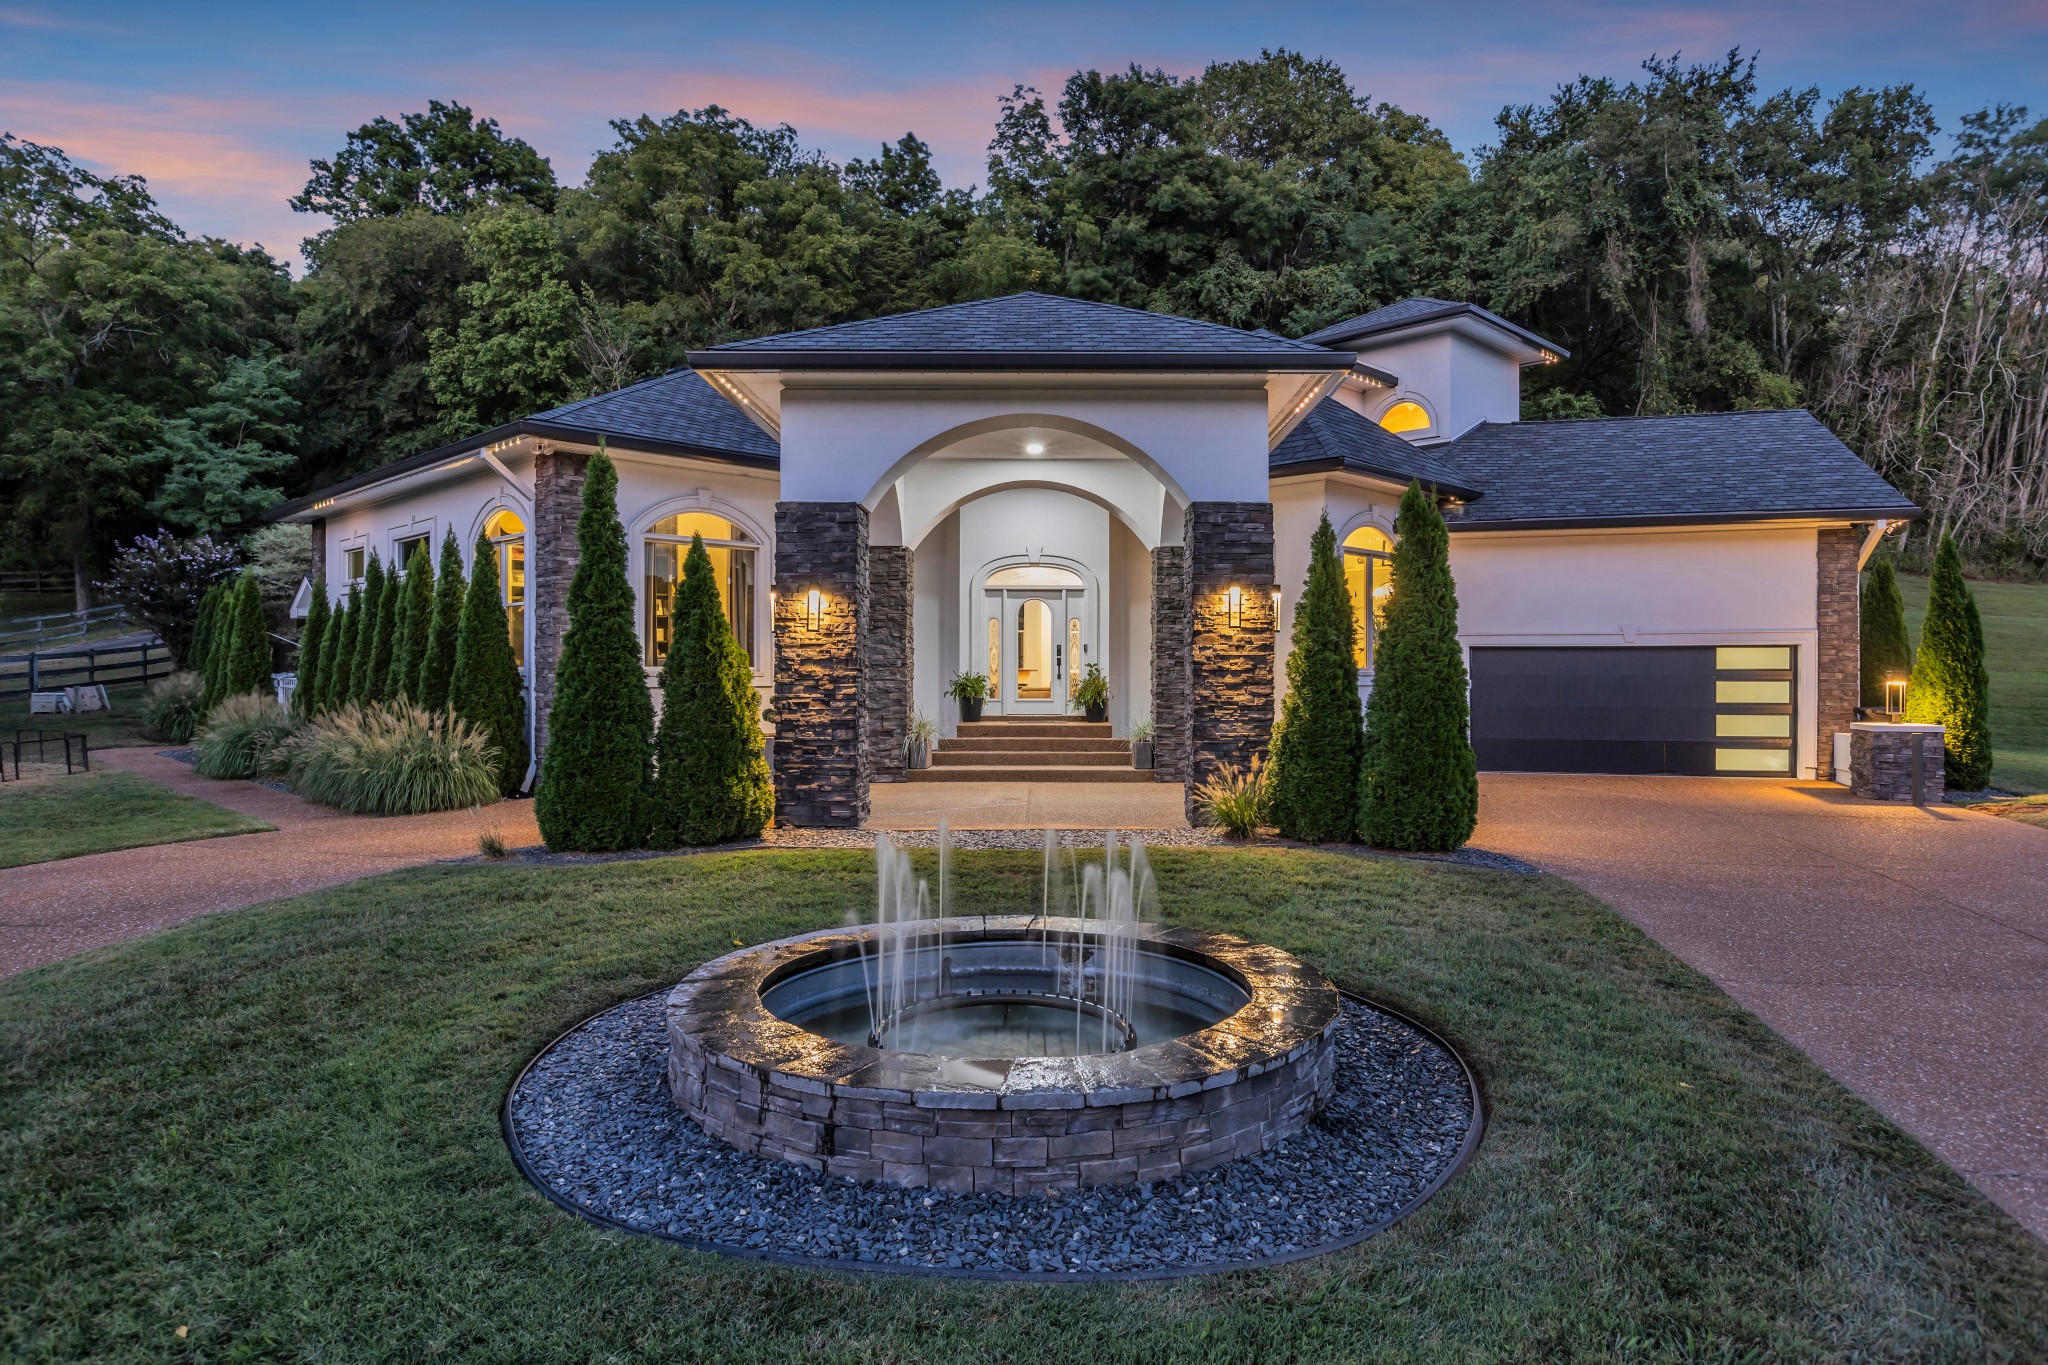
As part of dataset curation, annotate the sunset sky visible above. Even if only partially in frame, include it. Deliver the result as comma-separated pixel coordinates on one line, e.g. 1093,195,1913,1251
5,0,2044,269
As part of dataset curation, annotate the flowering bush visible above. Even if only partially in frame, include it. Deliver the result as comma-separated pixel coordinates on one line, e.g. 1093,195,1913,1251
96,532,243,666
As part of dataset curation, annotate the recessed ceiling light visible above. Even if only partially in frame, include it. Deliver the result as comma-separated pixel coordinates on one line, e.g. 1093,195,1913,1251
1024,441,1046,455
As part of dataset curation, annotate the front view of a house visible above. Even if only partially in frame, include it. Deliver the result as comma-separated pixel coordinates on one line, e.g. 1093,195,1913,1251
272,293,1919,825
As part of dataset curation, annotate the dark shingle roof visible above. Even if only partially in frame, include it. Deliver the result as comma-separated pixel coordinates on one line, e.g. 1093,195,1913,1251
531,369,778,461
1439,409,1919,529
1302,298,1563,357
1273,399,1480,499
691,293,1351,370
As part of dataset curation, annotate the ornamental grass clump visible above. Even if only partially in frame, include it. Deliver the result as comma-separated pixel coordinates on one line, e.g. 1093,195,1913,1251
141,671,206,744
1193,756,1268,839
287,701,501,816
193,692,299,779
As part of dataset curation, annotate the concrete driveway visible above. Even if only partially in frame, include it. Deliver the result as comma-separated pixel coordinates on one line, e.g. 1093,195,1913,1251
1476,773,2048,1241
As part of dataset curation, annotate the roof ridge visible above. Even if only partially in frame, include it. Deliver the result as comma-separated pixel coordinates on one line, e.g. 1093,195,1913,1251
538,367,694,417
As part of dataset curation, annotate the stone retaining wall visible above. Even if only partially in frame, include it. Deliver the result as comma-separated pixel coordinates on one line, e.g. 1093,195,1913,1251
1851,724,1946,804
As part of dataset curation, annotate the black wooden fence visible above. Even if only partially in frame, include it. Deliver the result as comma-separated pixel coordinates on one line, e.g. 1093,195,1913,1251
0,641,173,701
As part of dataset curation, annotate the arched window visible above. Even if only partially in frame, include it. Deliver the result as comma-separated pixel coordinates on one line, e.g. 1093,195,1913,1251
643,510,757,667
1378,400,1432,435
484,509,527,668
985,564,1084,589
1341,525,1394,671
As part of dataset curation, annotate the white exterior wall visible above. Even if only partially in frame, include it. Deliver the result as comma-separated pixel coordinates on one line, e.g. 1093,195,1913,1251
1326,331,1521,441
1452,526,1824,777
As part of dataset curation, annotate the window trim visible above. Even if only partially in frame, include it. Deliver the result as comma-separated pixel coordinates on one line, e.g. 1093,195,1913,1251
1372,393,1437,439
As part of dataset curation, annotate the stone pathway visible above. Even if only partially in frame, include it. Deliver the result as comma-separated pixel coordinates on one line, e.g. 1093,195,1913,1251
0,748,538,980
1474,773,2048,1242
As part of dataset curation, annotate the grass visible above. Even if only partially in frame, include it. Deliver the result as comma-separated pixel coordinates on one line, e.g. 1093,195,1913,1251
0,766,271,869
3,850,2044,1362
0,683,161,751
1900,572,2048,793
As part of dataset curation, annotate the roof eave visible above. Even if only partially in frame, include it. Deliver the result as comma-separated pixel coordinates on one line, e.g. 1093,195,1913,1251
686,349,1355,374
1269,456,1481,501
1445,505,1924,533
266,419,779,522
1311,305,1569,363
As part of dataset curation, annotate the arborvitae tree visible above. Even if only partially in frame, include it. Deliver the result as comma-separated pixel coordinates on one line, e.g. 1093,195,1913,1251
1905,535,1993,789
189,580,225,679
349,554,385,704
535,450,653,850
649,534,774,846
1860,555,1913,709
390,542,434,699
451,529,529,795
221,570,273,698
1358,482,1478,851
328,588,360,712
192,580,231,708
1267,513,1364,842
416,528,464,711
366,553,402,703
313,594,347,713
295,576,330,716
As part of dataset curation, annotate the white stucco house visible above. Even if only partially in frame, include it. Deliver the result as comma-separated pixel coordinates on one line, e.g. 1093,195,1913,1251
271,293,1919,826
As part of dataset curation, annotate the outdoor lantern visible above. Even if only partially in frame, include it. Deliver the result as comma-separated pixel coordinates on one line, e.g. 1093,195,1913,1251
1885,676,1907,718
1227,585,1243,628
806,588,824,631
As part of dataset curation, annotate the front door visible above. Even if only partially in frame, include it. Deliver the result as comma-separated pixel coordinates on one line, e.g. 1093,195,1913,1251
986,588,1090,715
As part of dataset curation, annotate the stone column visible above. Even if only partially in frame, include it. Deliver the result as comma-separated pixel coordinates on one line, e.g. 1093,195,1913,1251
866,544,913,783
1150,544,1190,782
308,517,328,590
774,502,870,827
1816,526,1861,779
531,447,590,775
1183,502,1276,823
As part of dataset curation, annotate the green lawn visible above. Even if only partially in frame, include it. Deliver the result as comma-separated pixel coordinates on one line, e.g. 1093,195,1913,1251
0,682,160,751
0,767,269,868
1900,572,2048,793
3,850,2042,1362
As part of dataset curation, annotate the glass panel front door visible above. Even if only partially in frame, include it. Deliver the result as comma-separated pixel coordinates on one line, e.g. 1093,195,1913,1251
987,586,1089,715
1015,598,1054,700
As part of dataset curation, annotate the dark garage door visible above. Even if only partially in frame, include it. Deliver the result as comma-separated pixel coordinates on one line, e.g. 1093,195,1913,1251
1469,647,1795,776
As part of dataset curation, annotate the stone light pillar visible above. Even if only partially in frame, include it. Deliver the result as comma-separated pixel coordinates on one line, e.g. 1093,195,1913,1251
530,447,590,775
1183,502,1276,823
1150,544,1190,782
1816,526,1861,779
774,502,870,827
866,544,913,783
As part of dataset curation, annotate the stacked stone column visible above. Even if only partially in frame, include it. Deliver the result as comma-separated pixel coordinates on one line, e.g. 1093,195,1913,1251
1183,503,1276,822
774,502,870,826
530,447,590,774
1816,526,1862,779
866,545,913,783
308,517,328,589
1150,544,1190,782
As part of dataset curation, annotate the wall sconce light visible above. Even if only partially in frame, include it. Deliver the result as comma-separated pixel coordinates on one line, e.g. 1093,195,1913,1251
1885,676,1907,719
1227,585,1243,628
1271,588,1282,613
806,588,824,631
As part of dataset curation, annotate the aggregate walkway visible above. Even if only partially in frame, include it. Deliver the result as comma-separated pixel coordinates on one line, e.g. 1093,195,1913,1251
1474,774,2048,1242
0,748,538,980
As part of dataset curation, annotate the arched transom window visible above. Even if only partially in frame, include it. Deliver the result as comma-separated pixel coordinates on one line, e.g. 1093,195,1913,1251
1341,525,1394,671
643,511,757,667
484,509,527,668
1378,400,1432,435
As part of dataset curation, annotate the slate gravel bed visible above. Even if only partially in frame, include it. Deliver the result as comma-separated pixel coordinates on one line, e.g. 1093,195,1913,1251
506,992,1479,1278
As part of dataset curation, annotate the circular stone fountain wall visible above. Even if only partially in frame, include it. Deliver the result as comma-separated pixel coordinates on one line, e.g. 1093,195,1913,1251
666,918,1341,1195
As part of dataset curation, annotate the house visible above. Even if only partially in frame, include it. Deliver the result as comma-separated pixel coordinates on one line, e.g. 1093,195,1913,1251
269,293,1920,826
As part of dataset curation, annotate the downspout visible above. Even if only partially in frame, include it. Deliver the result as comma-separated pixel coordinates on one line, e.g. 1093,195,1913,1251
1855,519,1892,570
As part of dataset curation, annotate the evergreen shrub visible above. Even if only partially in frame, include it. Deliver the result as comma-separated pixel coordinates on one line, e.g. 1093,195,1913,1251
1860,556,1912,708
1267,513,1363,841
295,576,329,717
416,529,465,711
350,555,385,704
1905,536,1993,789
366,554,401,703
391,543,433,700
451,531,528,795
221,571,273,699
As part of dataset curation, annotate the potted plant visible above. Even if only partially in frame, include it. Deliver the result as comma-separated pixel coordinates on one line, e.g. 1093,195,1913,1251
907,710,938,769
947,671,988,723
1075,663,1110,723
1129,718,1155,770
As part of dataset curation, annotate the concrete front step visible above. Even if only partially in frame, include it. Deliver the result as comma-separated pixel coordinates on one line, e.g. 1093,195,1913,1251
934,748,1129,768
956,720,1111,738
942,734,1127,753
906,764,1158,784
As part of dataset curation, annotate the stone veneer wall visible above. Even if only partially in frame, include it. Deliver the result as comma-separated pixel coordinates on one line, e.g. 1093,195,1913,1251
1183,503,1275,821
667,1023,1337,1195
1150,544,1190,782
1851,727,1946,803
530,447,590,773
865,545,912,783
774,502,870,826
1816,526,1862,777
308,517,327,588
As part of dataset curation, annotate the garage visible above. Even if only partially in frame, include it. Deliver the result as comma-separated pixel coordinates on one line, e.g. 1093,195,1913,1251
1468,646,1796,776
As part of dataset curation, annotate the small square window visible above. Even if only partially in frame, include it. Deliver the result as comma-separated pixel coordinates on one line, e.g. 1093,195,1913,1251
343,546,366,582
394,534,430,572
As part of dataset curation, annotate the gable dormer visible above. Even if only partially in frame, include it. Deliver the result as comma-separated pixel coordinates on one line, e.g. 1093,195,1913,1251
1304,299,1565,443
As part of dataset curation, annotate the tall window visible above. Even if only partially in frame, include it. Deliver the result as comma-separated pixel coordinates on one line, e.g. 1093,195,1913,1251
485,509,527,668
1341,525,1394,671
643,511,756,667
